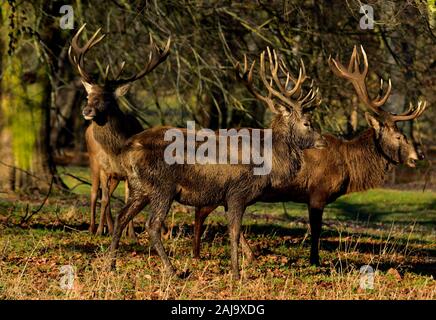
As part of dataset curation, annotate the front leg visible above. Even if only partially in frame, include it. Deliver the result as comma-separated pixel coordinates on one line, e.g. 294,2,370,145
110,194,148,270
105,177,120,234
97,173,110,235
308,202,325,266
227,202,246,280
193,206,217,259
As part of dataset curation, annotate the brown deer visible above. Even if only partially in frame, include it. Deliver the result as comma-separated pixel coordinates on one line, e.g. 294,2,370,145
192,46,427,266
109,48,327,279
69,24,171,238
86,120,141,238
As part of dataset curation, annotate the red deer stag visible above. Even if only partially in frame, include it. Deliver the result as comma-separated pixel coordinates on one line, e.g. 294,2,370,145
69,24,171,239
109,48,326,279
192,46,427,266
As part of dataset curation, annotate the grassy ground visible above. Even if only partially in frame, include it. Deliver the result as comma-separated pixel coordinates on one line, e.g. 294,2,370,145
0,167,435,299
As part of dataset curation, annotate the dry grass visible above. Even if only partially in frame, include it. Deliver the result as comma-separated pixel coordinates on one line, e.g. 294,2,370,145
0,188,435,300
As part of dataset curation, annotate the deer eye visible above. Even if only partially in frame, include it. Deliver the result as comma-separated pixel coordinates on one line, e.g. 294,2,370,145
396,136,401,140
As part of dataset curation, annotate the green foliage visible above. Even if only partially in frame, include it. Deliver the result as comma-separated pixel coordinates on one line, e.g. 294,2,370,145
1,54,43,170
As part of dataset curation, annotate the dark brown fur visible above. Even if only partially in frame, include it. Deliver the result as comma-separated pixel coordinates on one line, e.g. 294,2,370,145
109,104,325,279
193,118,422,265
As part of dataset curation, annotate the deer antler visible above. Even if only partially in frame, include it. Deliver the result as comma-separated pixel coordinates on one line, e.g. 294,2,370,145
69,24,171,87
389,101,427,122
260,47,318,111
329,45,426,123
235,55,279,114
69,24,106,84
106,34,171,87
235,48,319,114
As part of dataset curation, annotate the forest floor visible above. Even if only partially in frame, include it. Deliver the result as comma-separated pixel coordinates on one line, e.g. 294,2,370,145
0,167,435,299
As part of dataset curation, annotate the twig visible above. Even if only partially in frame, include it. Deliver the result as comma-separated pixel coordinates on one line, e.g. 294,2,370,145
20,177,54,225
62,172,124,203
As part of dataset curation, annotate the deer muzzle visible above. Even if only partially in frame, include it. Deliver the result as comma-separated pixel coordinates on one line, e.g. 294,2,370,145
406,156,418,168
82,107,96,120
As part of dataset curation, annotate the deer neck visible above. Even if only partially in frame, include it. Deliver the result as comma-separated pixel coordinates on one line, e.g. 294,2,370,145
344,128,392,193
269,116,303,187
92,102,129,158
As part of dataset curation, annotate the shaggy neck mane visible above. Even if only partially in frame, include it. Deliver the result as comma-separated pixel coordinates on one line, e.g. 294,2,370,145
92,101,129,157
270,115,302,186
343,128,392,193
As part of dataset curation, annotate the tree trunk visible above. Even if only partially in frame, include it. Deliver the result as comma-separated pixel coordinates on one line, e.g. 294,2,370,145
0,1,66,192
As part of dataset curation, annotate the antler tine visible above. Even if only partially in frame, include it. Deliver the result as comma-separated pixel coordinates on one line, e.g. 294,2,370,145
237,49,319,114
299,86,321,111
359,45,369,78
69,24,106,84
103,64,110,81
279,57,297,83
416,101,427,118
267,48,285,93
114,61,126,80
107,35,171,86
70,26,105,64
329,45,391,116
289,59,308,98
390,101,427,122
235,54,279,114
260,49,297,109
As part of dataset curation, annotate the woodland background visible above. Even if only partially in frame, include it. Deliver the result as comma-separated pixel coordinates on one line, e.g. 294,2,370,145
0,0,435,193
0,0,435,300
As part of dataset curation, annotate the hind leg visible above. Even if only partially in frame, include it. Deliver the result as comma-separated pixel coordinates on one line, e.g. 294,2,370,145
146,196,175,275
123,182,138,243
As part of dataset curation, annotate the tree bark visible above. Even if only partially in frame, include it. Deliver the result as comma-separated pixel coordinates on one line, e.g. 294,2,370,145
0,1,67,192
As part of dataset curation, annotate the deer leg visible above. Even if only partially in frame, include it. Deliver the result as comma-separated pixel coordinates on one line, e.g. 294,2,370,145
96,174,110,236
105,178,119,234
227,202,245,280
308,203,324,266
89,168,100,234
123,182,138,243
193,206,216,259
110,194,148,270
146,198,175,276
240,232,255,263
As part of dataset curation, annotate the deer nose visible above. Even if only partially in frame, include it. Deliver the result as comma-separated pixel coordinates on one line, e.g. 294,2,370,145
406,154,419,168
417,149,425,160
82,107,96,120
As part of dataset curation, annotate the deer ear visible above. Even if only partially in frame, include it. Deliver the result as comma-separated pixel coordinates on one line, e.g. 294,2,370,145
115,84,131,97
365,112,381,136
81,80,93,94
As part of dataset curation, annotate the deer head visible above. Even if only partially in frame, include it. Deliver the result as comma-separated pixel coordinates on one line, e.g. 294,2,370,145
69,24,171,124
329,45,427,167
235,47,326,150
